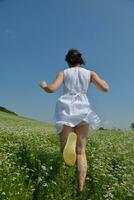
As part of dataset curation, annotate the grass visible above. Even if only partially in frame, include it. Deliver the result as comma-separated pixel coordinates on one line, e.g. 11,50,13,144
0,111,134,200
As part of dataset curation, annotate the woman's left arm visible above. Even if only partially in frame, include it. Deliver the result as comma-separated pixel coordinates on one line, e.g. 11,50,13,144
40,71,64,93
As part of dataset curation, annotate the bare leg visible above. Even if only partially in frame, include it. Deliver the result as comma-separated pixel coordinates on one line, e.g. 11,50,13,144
74,123,89,192
59,125,74,152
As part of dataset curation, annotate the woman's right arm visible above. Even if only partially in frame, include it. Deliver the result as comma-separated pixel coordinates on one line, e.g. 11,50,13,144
40,71,64,93
90,71,109,92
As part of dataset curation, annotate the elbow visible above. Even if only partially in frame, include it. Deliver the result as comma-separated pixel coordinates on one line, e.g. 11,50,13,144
102,81,109,92
103,85,109,92
47,86,56,93
103,88,109,92
44,85,56,93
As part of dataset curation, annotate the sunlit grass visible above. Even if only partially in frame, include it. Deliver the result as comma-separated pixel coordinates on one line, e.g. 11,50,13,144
0,111,134,200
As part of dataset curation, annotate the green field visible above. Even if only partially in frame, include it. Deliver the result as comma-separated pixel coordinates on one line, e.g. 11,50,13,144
0,111,134,200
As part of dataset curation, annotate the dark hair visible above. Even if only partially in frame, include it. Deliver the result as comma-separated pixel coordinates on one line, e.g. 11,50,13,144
65,49,85,67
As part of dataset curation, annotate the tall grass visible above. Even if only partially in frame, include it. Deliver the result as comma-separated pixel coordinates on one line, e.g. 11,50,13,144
0,111,134,200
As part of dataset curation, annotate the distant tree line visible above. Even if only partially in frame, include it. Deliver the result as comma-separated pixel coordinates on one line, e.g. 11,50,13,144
99,123,134,131
0,106,18,116
130,123,134,130
98,127,110,131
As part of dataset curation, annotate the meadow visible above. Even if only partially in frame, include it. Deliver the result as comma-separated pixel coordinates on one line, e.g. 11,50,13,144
0,111,134,200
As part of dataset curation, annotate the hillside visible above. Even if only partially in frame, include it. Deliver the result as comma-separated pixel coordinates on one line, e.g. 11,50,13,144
0,111,134,200
0,110,54,134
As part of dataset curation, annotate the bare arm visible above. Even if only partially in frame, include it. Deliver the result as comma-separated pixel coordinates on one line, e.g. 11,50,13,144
40,71,64,93
90,71,109,92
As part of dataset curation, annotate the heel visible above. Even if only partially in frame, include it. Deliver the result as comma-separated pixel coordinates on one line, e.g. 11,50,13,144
63,132,77,166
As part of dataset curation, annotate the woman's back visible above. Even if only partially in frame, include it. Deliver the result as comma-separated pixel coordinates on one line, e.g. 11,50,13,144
63,67,90,95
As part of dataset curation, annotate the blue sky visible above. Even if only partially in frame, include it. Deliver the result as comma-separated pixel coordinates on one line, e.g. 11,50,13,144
0,0,134,129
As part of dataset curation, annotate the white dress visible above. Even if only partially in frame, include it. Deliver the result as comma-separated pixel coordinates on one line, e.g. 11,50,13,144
54,67,101,133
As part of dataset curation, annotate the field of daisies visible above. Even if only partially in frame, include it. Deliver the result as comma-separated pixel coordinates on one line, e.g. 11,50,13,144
0,111,134,200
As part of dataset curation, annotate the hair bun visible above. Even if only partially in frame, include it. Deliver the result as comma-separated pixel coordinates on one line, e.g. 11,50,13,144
65,49,85,67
